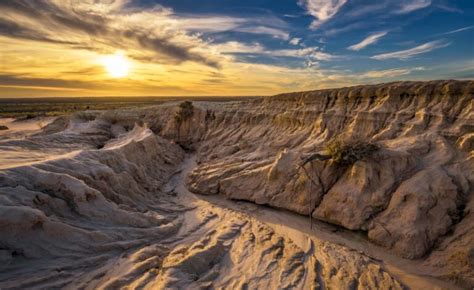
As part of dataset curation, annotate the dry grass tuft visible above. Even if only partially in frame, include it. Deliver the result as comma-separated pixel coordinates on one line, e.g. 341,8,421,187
326,137,379,165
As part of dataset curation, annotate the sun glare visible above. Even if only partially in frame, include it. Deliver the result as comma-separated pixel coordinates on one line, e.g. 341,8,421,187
102,52,130,78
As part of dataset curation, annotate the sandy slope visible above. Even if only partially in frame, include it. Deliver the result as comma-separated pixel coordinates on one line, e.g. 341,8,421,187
0,80,472,289
0,117,61,169
0,118,409,289
173,156,459,290
0,135,451,289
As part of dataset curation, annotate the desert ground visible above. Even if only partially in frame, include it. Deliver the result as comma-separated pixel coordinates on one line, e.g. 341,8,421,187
0,80,472,289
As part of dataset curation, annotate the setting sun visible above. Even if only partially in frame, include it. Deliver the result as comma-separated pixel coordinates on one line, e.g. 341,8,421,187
102,52,130,78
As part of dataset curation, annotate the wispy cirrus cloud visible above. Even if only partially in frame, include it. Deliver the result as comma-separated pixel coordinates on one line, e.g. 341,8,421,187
170,16,247,32
174,14,290,40
298,0,348,29
299,0,432,31
324,21,369,36
271,48,339,61
0,0,292,68
371,40,449,60
211,41,265,54
348,31,388,51
345,3,389,18
360,67,425,78
396,0,432,14
0,0,470,98
435,3,462,13
336,0,433,19
236,26,290,40
210,42,340,64
0,0,223,67
438,25,474,36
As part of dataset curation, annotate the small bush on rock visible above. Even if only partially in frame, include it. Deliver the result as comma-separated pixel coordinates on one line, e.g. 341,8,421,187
326,137,379,166
174,101,194,124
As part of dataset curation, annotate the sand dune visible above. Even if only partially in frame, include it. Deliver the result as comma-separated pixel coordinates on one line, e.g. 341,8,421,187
0,80,472,289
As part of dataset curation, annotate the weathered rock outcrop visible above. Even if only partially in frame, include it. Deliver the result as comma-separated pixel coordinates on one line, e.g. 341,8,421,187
167,80,473,286
0,80,472,288
0,114,407,289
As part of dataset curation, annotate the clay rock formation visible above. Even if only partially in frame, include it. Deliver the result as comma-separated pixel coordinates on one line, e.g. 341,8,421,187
180,80,474,286
0,113,405,289
0,80,472,288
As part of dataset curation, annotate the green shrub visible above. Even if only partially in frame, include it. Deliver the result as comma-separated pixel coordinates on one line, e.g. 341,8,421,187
326,137,379,165
174,101,194,124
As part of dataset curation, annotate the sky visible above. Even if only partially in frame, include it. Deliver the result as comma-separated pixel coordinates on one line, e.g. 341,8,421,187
0,0,473,97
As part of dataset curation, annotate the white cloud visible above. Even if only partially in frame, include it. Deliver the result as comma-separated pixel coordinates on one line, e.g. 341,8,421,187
439,26,474,36
215,44,339,63
435,3,462,13
310,51,339,61
175,15,291,41
0,1,226,67
0,1,295,68
396,0,432,14
212,41,265,54
236,26,290,40
271,47,338,61
272,47,315,57
360,67,425,78
347,32,388,51
290,38,302,46
173,16,247,32
298,0,348,29
371,40,449,60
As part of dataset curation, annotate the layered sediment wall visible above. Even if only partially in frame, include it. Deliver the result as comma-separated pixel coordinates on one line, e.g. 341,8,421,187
159,80,473,285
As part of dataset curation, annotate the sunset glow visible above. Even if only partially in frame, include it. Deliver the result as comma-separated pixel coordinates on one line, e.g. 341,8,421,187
0,1,472,97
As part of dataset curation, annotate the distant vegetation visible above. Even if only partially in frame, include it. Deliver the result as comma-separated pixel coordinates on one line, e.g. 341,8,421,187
326,137,379,165
0,97,162,118
174,101,194,124
0,96,257,119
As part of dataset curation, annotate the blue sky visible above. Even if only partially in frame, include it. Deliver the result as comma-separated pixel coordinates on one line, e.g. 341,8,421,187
0,0,473,96
150,0,474,76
